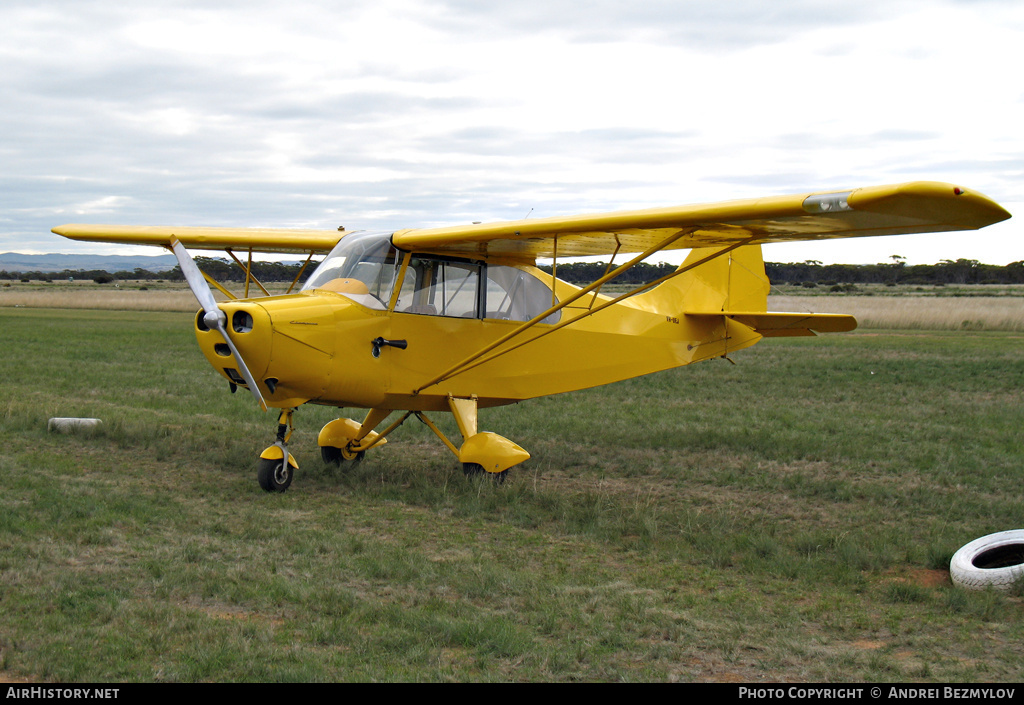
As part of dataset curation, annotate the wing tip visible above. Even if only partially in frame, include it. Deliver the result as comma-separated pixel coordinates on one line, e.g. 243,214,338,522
849,181,1011,229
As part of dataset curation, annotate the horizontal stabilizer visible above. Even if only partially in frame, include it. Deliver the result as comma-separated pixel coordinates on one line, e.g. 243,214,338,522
686,311,857,337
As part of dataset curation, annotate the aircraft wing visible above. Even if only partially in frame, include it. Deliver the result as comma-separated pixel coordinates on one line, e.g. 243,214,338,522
51,224,343,255
392,181,1011,259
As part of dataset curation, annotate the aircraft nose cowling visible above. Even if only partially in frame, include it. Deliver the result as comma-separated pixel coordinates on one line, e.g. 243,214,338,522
195,301,274,399
250,295,340,407
195,295,340,407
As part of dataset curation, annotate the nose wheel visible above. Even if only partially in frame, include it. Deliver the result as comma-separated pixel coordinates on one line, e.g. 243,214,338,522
257,408,298,493
257,454,294,492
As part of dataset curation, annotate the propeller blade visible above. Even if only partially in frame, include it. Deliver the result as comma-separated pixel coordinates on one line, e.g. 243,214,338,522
170,237,268,412
170,237,220,320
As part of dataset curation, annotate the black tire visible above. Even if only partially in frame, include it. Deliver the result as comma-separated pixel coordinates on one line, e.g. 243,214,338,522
257,456,293,492
462,462,507,484
950,530,1024,590
320,446,365,465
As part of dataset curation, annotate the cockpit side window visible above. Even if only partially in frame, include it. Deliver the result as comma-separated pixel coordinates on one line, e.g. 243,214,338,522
392,259,559,323
485,265,561,324
396,257,482,318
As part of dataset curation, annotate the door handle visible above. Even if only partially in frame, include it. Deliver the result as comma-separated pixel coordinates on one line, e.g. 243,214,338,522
371,337,408,358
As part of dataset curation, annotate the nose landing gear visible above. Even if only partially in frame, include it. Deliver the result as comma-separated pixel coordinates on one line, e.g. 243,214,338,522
257,408,298,492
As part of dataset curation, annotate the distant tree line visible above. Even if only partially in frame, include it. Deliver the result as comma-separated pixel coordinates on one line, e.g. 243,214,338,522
7,255,1024,287
1,257,319,284
536,261,679,284
539,258,1024,286
766,258,1024,286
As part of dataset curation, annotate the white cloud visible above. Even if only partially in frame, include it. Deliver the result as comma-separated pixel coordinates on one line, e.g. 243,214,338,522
0,0,1021,264
72,195,133,215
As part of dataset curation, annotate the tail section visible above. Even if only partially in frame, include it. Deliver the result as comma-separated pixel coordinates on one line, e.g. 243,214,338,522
630,244,856,345
630,244,770,316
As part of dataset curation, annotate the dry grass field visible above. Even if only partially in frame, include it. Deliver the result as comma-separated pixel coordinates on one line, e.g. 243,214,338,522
4,280,1024,331
0,280,292,312
769,295,1024,332
1,286,201,311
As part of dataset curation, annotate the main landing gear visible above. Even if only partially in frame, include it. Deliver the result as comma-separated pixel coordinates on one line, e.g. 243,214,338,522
254,398,531,493
256,407,394,493
320,445,365,465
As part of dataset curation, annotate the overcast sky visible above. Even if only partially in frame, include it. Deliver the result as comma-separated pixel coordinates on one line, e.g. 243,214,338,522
2,0,1022,265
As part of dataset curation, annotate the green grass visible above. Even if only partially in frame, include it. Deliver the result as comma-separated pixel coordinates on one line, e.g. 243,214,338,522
1,308,1023,682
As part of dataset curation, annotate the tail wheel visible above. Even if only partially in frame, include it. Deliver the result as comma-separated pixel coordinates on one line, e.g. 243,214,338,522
257,456,293,492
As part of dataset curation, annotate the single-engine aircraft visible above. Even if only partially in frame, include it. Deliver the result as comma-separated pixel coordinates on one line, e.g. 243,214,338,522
53,181,1011,491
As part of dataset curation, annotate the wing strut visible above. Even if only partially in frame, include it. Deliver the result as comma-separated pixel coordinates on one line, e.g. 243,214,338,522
201,270,237,301
170,243,320,300
225,248,270,298
414,240,750,392
285,252,316,294
412,229,696,393
589,236,622,310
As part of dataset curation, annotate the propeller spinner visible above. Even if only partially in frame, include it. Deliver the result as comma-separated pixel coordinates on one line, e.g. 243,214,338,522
170,237,268,411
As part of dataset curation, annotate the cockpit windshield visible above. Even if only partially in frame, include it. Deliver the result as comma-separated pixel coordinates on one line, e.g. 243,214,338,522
301,231,398,310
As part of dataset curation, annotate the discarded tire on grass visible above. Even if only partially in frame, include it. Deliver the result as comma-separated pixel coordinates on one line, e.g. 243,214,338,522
47,417,102,433
949,529,1024,591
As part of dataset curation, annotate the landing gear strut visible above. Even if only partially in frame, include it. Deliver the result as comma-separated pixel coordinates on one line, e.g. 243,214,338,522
257,408,298,492
255,402,530,492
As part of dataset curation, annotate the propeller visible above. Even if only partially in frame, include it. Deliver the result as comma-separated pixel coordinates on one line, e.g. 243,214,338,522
170,237,268,411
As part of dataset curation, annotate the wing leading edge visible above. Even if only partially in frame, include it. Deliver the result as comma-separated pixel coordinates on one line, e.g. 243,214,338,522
51,224,344,255
52,181,1010,261
391,181,1011,259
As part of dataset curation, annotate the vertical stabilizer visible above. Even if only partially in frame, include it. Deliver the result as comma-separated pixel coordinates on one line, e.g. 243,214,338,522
629,244,769,316
628,244,855,340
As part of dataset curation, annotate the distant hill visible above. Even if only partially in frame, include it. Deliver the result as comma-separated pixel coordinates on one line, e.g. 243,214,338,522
0,252,177,273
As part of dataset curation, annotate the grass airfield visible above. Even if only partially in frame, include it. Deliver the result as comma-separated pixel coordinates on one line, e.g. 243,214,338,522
1,301,1022,682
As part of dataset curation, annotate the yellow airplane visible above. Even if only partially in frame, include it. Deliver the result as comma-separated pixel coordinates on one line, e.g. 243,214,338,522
53,181,1011,491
